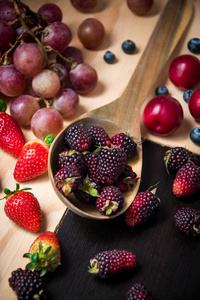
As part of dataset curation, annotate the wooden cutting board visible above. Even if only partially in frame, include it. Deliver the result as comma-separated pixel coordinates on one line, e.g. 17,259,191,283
0,0,200,299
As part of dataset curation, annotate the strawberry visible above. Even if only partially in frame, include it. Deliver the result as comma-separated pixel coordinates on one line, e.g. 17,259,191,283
1,183,42,232
0,99,25,157
88,249,137,279
173,162,200,197
13,139,49,182
23,231,61,276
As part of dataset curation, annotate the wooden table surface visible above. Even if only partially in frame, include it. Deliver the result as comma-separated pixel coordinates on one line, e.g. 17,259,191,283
0,0,200,299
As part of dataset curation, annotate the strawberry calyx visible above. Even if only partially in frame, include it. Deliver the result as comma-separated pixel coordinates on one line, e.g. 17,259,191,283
43,133,54,147
0,99,7,112
23,240,61,277
88,258,100,275
78,176,100,197
0,183,32,200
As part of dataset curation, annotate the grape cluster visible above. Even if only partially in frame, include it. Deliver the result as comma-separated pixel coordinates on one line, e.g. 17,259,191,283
0,1,99,140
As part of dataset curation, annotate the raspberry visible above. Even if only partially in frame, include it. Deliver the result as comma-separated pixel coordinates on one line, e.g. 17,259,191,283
88,125,110,147
125,187,160,227
58,149,86,176
88,249,137,278
164,146,198,173
96,185,124,215
8,268,46,300
98,146,127,185
65,124,92,152
54,165,82,196
174,207,200,236
111,132,137,158
84,152,101,183
126,283,153,300
173,162,200,197
74,176,102,203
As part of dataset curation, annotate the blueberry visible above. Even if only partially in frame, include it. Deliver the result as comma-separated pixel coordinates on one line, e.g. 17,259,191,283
155,85,169,96
121,40,136,54
103,51,116,64
183,89,194,103
187,38,200,54
190,127,200,145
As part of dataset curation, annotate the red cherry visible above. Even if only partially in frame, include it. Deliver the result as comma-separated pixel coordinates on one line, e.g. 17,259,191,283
188,89,200,122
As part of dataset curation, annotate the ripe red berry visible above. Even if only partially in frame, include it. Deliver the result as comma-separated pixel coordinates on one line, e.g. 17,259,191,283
84,152,101,184
88,125,110,147
126,283,153,300
65,124,92,152
174,207,200,236
111,132,137,158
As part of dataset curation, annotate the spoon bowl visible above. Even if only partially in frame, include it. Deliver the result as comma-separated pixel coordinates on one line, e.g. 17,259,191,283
48,0,193,219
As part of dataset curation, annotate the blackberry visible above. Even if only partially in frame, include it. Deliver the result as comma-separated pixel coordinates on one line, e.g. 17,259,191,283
84,152,101,183
88,249,137,278
74,177,102,203
87,125,110,147
65,124,92,152
8,268,46,300
164,146,198,173
115,164,138,191
98,146,127,185
58,149,86,176
126,283,153,300
54,165,82,196
174,207,200,236
111,132,137,158
96,185,124,215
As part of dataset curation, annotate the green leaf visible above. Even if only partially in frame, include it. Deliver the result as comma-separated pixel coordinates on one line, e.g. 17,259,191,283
32,253,38,262
40,269,47,277
23,252,32,259
26,262,35,270
44,245,52,255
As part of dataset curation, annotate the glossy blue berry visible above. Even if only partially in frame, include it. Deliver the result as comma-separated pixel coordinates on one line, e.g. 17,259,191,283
104,51,116,64
190,127,200,145
187,38,200,54
155,85,169,96
121,40,136,54
183,90,194,103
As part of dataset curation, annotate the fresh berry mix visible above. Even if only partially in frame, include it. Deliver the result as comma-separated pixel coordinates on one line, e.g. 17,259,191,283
126,283,153,300
187,38,200,54
88,249,137,278
125,186,160,227
96,185,124,215
103,51,116,64
155,85,169,96
121,40,136,54
8,268,46,300
65,124,92,152
183,89,194,103
173,162,200,198
54,124,138,215
174,207,200,236
190,127,200,145
164,146,198,173
111,132,137,158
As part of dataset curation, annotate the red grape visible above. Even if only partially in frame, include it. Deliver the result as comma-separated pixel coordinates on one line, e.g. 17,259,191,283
57,46,84,71
38,3,62,23
71,0,98,12
127,0,154,15
32,69,61,98
15,25,34,43
78,18,105,49
13,43,47,76
41,22,72,53
69,63,98,94
31,107,63,139
10,95,40,127
53,88,79,118
0,64,26,97
49,63,69,89
0,1,25,23
0,21,15,52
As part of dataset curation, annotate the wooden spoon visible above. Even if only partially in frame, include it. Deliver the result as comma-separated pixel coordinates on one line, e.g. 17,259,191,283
48,0,193,220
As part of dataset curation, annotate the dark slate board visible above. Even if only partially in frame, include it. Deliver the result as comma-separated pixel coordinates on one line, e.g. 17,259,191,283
46,140,200,300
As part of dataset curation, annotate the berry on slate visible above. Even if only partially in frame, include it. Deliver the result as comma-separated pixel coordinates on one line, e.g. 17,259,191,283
54,165,82,196
88,249,137,278
125,185,160,227
111,131,137,158
58,149,86,176
122,40,136,54
190,127,200,145
88,125,110,147
173,162,200,198
65,124,92,152
104,51,116,64
96,185,124,215
8,268,46,300
155,85,169,96
24,231,61,276
183,89,194,103
98,146,127,185
187,38,200,54
0,99,25,157
1,183,42,232
74,176,101,203
126,283,153,300
164,146,198,173
174,207,200,236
